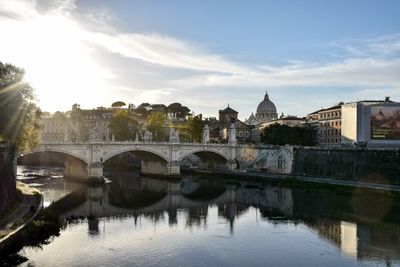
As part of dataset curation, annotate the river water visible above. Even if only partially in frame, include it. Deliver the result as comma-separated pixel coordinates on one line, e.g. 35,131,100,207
15,166,400,266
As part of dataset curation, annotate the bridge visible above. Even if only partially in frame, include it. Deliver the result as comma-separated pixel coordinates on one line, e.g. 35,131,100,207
28,141,237,178
24,124,295,179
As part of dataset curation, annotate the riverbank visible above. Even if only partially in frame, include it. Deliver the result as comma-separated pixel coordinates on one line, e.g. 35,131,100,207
0,182,43,253
183,169,400,193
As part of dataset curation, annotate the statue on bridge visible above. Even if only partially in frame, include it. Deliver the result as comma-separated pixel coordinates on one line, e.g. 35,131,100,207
228,119,236,144
169,128,180,143
202,124,210,144
144,130,153,142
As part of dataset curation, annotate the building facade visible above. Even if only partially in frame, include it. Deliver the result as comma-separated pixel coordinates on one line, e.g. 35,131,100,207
306,103,343,146
260,115,305,129
341,98,400,147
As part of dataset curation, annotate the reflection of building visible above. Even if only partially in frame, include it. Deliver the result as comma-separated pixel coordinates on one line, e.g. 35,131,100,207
307,219,358,258
306,103,342,146
341,97,400,147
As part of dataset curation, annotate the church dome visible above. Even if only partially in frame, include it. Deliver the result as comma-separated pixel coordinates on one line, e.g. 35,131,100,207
256,91,278,122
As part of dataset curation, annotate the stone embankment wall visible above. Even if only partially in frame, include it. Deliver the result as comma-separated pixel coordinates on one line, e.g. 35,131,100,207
291,147,400,183
0,144,16,213
237,145,294,174
238,145,400,183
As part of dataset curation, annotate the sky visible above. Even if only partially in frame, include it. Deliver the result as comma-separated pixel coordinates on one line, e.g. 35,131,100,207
0,0,400,119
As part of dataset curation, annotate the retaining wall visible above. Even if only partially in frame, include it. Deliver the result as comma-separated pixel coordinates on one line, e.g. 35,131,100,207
0,145,16,214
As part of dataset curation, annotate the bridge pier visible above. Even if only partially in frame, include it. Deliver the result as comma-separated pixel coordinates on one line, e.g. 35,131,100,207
88,163,103,178
141,160,181,178
226,160,237,171
64,161,103,180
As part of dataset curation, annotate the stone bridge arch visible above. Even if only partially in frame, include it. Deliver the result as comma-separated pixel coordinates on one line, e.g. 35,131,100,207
24,149,89,165
103,147,170,163
179,148,230,162
179,148,232,171
22,149,90,179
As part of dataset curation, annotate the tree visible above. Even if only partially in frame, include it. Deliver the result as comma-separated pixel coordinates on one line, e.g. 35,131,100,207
147,112,167,141
167,102,182,117
176,114,203,142
178,106,191,118
260,124,317,146
111,101,126,108
187,114,203,142
108,110,139,141
136,103,151,118
0,62,42,152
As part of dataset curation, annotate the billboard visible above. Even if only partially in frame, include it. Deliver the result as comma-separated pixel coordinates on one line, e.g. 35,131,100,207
370,106,400,140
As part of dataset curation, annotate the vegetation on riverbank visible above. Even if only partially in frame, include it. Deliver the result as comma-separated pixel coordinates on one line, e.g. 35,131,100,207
0,62,42,152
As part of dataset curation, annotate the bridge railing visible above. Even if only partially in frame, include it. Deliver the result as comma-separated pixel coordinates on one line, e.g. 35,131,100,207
38,141,237,147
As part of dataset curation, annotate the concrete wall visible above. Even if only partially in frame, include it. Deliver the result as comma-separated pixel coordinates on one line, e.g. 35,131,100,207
0,144,17,214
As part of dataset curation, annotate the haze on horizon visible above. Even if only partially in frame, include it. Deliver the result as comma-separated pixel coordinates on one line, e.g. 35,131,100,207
1,0,399,120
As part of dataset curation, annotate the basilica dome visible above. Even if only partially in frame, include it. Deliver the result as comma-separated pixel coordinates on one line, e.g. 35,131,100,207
256,91,278,123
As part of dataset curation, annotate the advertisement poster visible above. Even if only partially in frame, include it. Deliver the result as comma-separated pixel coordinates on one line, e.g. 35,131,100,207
370,106,400,140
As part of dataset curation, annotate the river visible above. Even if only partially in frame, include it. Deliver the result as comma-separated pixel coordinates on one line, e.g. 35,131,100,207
14,166,400,266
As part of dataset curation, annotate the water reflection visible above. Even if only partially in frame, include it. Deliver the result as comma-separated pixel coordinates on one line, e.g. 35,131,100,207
17,168,400,266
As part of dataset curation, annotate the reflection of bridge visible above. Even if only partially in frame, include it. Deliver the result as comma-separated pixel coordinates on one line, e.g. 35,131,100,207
61,177,293,221
28,142,237,178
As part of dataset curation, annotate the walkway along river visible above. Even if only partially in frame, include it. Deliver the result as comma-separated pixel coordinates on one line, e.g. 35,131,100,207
5,165,400,266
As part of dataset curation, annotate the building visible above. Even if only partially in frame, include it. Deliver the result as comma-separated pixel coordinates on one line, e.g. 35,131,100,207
260,114,306,129
306,103,343,146
341,97,400,147
69,106,114,142
39,114,70,142
208,106,253,143
245,91,279,142
256,91,278,123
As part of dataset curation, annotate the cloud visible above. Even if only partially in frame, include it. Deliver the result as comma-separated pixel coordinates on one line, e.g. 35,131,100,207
331,33,400,58
0,0,399,118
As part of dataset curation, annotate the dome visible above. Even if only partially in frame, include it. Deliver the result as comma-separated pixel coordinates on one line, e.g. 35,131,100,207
256,91,278,122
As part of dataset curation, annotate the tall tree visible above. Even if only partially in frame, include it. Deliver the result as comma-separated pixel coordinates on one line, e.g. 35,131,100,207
111,101,126,108
176,114,203,142
0,62,42,152
147,112,167,141
108,109,139,141
260,124,317,146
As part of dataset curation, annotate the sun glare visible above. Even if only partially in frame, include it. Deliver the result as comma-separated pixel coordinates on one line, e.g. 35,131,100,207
3,13,108,112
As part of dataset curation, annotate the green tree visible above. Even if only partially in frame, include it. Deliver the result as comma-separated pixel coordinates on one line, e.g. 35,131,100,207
260,124,317,146
176,114,203,142
178,106,191,118
111,101,126,108
147,112,167,141
135,103,150,118
0,62,42,152
108,110,139,141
